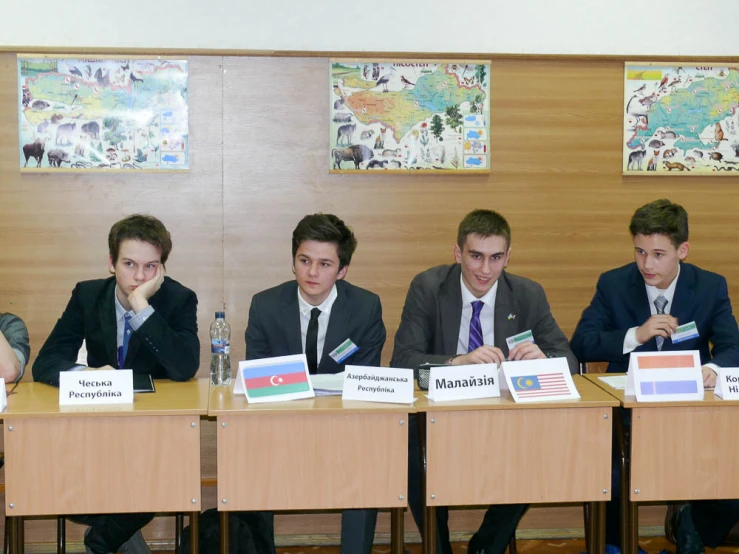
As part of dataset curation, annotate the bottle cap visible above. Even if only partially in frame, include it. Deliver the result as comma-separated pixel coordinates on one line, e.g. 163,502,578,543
215,311,225,319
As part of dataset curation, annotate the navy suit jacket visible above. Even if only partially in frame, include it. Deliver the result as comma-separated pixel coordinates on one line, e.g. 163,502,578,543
571,262,739,372
245,280,386,372
33,276,200,386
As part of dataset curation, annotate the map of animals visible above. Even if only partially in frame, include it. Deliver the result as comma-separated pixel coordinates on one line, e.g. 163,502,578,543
19,57,188,171
623,64,739,174
330,61,490,172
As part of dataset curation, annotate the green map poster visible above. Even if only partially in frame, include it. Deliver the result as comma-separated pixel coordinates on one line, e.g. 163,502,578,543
19,56,188,171
330,60,490,173
623,63,739,175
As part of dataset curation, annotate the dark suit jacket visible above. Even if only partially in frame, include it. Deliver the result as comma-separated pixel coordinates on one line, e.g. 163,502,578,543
570,262,739,372
245,280,386,372
390,264,578,372
33,276,200,386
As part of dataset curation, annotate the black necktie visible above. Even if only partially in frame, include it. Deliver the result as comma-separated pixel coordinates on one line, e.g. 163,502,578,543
306,308,321,374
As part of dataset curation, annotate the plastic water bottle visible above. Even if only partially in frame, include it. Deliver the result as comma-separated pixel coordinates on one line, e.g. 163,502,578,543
210,311,232,386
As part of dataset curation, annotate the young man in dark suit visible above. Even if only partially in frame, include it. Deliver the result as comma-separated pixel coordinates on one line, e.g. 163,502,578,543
391,209,578,554
571,199,739,554
33,214,199,554
245,213,386,554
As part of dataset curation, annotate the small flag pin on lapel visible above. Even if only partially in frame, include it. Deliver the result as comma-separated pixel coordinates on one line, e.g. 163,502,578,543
507,313,516,320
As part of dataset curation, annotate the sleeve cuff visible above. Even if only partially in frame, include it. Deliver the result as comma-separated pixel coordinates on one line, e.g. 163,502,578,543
128,306,155,331
623,327,642,355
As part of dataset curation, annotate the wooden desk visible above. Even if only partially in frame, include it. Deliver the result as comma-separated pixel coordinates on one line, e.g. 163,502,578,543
416,375,619,554
3,379,209,554
208,387,411,554
586,373,739,554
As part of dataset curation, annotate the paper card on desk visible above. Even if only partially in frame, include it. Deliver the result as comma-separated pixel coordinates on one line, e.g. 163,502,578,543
427,363,500,402
234,354,315,403
59,369,133,405
342,366,414,404
0,378,7,411
626,351,703,402
713,368,739,399
503,358,579,403
311,371,345,396
598,375,628,390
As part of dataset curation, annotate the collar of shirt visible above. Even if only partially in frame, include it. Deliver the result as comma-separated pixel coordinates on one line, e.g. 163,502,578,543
460,273,498,308
297,283,338,318
645,263,680,315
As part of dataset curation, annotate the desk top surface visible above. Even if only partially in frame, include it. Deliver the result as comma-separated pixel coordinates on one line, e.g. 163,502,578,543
584,373,739,408
414,374,619,411
3,379,210,418
208,386,415,415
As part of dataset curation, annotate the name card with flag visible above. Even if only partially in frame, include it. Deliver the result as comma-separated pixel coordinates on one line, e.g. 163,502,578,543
626,350,703,402
713,368,739,399
234,354,315,404
427,363,500,402
502,358,579,403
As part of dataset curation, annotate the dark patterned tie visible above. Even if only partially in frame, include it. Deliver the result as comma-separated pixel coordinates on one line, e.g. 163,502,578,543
654,295,668,350
118,312,133,369
468,301,484,352
306,308,321,374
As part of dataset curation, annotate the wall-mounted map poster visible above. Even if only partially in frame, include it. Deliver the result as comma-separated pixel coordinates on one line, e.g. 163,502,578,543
19,55,188,171
624,62,739,175
330,60,490,174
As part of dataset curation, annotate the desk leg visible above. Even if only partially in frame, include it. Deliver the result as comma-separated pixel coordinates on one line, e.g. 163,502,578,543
219,511,228,554
14,518,23,554
57,515,66,554
391,507,404,554
175,513,184,554
616,409,635,554
189,512,199,554
592,501,606,554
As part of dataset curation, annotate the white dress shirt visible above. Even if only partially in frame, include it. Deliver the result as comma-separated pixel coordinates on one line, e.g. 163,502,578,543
298,284,338,364
456,275,498,355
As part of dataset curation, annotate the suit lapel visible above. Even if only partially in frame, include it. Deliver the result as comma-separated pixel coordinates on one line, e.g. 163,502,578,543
321,285,349,371
493,272,518,356
439,267,463,356
99,281,120,367
280,284,303,356
663,263,694,351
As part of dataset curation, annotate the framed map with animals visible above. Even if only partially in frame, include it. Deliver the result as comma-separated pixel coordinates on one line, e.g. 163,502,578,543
18,55,188,172
623,62,739,175
330,59,490,174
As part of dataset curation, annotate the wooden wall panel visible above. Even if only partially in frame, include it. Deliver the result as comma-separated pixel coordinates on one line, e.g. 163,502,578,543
2,52,737,546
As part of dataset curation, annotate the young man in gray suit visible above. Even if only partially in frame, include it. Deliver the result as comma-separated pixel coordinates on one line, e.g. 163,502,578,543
245,213,386,554
391,209,577,554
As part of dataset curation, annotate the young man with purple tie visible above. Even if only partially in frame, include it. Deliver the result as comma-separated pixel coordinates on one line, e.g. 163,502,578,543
391,208,577,554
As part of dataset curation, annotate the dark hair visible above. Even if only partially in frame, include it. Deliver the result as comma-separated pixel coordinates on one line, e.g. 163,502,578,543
292,213,357,269
457,209,511,250
108,214,172,265
629,199,688,248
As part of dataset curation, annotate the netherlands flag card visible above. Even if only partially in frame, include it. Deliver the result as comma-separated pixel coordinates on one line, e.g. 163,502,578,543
626,351,703,402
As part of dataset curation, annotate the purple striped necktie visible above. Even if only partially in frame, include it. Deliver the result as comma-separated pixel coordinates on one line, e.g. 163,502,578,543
468,300,485,352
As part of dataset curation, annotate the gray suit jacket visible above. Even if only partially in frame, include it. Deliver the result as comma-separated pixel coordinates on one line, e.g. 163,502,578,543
390,264,578,372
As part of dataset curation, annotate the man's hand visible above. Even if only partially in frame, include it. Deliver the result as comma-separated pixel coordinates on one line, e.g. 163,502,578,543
128,265,165,313
702,366,717,388
509,341,546,361
452,346,506,366
636,315,678,344
84,365,116,371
